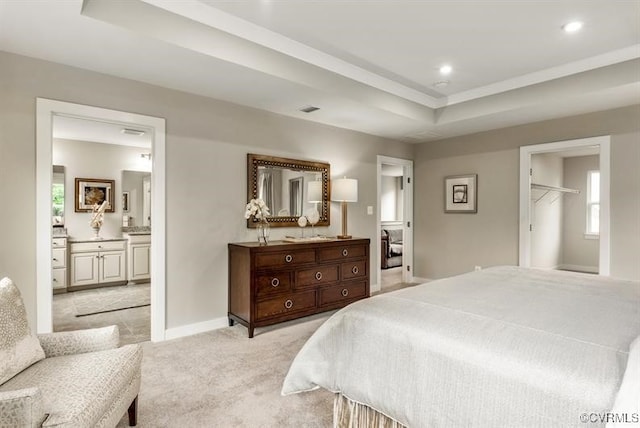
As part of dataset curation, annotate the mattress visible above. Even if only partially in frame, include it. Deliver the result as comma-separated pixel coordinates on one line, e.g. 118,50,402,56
282,266,640,427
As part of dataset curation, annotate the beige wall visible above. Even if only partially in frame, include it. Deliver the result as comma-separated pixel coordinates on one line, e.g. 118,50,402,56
562,155,599,270
0,51,414,330
415,105,640,280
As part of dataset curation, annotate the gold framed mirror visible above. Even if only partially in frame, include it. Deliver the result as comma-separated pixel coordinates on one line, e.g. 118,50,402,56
247,153,330,228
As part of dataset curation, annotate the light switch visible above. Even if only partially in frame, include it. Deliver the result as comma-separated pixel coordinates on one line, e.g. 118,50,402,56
367,206,374,215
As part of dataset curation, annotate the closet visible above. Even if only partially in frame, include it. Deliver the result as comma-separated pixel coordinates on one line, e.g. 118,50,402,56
530,148,600,273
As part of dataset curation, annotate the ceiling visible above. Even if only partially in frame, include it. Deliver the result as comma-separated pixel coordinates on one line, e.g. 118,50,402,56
1,0,638,143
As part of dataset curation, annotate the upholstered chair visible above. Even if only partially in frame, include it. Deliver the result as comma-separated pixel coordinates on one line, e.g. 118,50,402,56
0,277,142,427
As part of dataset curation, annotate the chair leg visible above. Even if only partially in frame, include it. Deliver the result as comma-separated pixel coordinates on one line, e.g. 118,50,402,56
128,396,138,426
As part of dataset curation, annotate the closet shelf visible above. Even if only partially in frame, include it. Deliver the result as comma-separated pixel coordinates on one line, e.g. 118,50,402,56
531,183,580,203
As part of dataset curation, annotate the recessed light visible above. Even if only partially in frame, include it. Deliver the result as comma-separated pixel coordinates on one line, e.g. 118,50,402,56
439,65,452,75
562,21,583,33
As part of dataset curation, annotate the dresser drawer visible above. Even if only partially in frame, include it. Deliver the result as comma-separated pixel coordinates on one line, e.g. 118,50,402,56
296,265,339,287
317,244,367,261
70,240,126,253
52,248,66,268
52,237,67,248
342,260,367,280
319,281,367,307
255,272,292,296
256,290,316,320
52,268,67,289
255,249,316,269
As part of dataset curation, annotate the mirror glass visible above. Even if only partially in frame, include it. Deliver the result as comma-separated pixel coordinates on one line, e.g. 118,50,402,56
248,154,330,228
122,170,151,227
52,165,65,227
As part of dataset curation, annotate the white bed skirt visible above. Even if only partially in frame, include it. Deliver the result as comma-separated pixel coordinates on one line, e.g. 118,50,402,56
334,393,406,428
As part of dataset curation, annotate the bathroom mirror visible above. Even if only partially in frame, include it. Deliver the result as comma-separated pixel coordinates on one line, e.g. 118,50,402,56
122,170,151,227
247,153,330,228
52,165,65,227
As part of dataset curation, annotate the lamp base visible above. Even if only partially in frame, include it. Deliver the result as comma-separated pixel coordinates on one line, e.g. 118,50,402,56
337,234,352,240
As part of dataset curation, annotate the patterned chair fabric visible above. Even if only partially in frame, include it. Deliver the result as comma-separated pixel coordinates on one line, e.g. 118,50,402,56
0,277,142,427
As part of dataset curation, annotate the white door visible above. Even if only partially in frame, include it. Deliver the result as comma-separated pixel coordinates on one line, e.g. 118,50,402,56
101,251,126,283
70,252,99,287
130,244,151,280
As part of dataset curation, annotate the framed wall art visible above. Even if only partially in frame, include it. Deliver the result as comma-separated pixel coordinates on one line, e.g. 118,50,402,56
75,178,115,212
444,174,477,213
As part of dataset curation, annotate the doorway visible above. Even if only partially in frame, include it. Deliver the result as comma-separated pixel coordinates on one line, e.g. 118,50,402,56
376,156,414,294
519,136,610,275
36,99,166,341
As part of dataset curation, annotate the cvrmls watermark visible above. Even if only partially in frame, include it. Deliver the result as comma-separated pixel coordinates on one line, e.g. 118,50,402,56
580,412,639,424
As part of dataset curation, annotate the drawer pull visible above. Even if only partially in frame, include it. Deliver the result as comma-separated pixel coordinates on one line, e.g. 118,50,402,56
271,278,280,287
285,254,293,263
342,249,349,257
315,271,323,281
284,299,293,309
98,245,102,249
351,266,359,275
341,288,349,297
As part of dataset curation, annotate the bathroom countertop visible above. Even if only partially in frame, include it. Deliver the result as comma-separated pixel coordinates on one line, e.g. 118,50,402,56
68,237,128,243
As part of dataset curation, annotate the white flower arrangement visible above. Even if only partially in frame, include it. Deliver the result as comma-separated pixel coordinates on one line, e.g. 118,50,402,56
244,198,270,221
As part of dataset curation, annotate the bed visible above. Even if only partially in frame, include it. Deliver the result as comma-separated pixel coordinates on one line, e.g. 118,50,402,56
282,266,640,427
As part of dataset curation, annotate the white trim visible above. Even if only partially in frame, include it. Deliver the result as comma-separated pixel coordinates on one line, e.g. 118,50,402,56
411,277,431,284
376,156,414,292
519,136,610,276
36,99,167,341
164,317,229,341
584,233,600,240
558,264,599,274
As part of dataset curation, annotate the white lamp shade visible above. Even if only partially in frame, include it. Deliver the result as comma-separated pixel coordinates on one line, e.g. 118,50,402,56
331,178,358,202
307,180,323,203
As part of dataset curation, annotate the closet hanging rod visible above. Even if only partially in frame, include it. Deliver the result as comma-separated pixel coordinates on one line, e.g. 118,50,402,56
531,183,580,194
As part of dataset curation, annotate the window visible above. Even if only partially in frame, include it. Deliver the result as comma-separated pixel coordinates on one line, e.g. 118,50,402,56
586,170,600,235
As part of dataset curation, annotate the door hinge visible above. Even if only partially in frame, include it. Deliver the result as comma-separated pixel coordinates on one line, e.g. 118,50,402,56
529,224,533,232
407,177,411,184
407,221,411,228
407,265,411,272
530,168,533,176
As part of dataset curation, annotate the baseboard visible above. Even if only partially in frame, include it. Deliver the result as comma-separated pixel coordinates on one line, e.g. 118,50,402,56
164,316,229,341
558,264,599,274
411,276,431,284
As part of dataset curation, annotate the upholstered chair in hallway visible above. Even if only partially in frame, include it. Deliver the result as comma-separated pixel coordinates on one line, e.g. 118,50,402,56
0,277,142,427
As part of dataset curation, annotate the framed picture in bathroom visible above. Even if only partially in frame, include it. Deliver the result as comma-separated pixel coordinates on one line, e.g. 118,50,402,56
75,178,115,212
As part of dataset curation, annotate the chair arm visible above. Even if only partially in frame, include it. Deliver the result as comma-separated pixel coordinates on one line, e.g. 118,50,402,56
0,387,46,428
37,325,120,358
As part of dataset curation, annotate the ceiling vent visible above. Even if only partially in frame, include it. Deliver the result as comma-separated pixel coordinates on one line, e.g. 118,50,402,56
299,105,320,113
121,128,146,136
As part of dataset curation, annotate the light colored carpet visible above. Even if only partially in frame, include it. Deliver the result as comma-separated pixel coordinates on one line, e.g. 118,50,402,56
116,313,334,427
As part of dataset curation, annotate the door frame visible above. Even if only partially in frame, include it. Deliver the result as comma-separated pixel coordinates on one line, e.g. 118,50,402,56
375,155,414,292
36,98,167,341
518,136,610,274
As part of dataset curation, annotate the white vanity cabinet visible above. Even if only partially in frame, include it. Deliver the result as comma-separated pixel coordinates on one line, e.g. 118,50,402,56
69,240,127,288
125,234,151,283
52,237,67,292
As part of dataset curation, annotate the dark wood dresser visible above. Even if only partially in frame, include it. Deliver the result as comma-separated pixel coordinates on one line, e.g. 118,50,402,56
228,238,370,337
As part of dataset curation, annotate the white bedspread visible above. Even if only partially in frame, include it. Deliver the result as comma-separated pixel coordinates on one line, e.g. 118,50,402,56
282,266,640,427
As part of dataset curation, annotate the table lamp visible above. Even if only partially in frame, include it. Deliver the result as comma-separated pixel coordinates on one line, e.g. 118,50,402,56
331,177,358,239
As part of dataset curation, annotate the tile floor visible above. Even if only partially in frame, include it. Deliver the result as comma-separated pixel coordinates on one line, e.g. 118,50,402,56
52,282,150,345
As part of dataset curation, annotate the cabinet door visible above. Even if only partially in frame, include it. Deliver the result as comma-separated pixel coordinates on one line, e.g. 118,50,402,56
130,244,151,281
100,251,126,283
70,252,99,287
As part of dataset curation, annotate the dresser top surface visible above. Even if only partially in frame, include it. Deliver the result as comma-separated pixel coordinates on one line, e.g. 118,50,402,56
229,238,369,249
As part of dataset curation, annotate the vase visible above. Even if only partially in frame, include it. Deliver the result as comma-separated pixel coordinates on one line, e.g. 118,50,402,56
257,219,270,245
91,225,103,240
